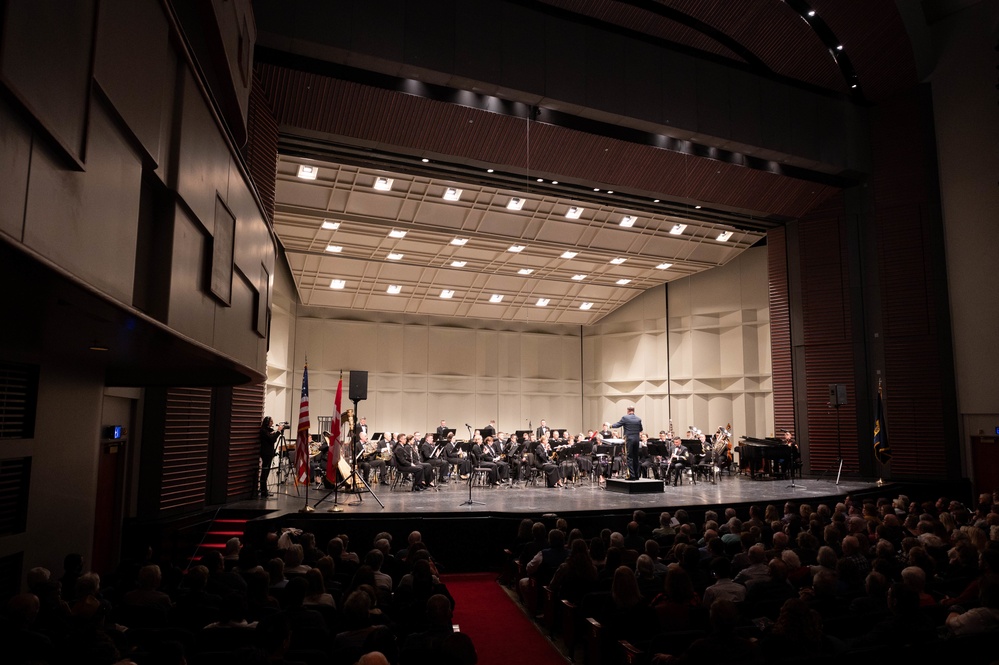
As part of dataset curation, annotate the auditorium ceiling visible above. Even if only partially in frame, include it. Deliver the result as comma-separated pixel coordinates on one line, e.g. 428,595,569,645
253,0,923,324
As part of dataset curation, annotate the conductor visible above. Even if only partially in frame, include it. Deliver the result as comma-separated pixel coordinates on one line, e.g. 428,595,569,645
611,406,643,480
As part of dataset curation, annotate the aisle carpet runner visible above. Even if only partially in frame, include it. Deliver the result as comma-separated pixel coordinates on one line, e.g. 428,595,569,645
442,573,566,665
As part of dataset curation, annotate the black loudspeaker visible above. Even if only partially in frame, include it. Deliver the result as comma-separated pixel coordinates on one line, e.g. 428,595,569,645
349,371,368,402
828,384,848,406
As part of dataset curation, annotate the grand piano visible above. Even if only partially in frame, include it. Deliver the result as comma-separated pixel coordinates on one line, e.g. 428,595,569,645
736,436,795,479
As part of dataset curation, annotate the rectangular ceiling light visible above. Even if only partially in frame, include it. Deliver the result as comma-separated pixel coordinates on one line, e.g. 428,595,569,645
571,274,587,281
656,262,673,270
373,176,394,191
517,268,534,275
297,165,318,180
450,238,468,246
536,298,550,307
508,245,525,253
443,187,462,201
620,215,637,228
386,285,402,294
716,231,733,242
616,278,631,285
387,252,404,260
440,289,455,299
507,197,525,210
561,251,578,259
450,260,467,268
321,220,340,230
325,244,343,253
610,257,626,265
388,229,407,238
670,224,687,235
580,302,593,310
565,206,583,219
329,279,346,289
489,294,504,303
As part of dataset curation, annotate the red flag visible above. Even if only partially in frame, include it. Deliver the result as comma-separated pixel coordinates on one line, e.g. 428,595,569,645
326,376,343,481
294,365,311,484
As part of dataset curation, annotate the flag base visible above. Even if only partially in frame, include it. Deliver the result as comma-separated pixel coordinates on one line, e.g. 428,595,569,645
327,505,344,512
876,477,884,487
298,505,315,513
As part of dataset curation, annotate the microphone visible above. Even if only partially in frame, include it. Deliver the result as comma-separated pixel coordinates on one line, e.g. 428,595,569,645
779,428,789,433
465,423,471,428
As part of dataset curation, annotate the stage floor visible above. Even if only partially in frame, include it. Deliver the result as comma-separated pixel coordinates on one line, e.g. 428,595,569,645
237,471,880,518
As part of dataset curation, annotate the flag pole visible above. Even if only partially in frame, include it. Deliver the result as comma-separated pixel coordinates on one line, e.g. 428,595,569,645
329,371,344,512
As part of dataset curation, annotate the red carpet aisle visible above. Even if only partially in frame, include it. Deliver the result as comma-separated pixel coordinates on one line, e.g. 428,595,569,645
442,573,566,665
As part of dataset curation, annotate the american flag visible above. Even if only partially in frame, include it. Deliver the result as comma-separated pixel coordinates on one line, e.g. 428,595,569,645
294,365,311,484
326,375,343,481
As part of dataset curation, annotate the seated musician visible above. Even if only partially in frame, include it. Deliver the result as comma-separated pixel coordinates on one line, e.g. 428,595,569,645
534,435,564,488
502,435,524,482
419,432,449,485
309,434,329,484
394,434,429,491
572,433,593,479
775,430,798,478
476,436,509,485
638,432,655,479
443,433,472,478
665,437,691,486
357,432,388,485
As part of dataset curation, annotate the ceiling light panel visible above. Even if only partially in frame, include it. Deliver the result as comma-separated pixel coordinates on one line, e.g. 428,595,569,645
440,290,455,299
670,224,687,235
620,215,637,227
386,285,402,294
610,257,626,265
561,251,578,259
388,229,407,238
373,176,393,191
565,206,583,219
321,220,340,230
489,294,503,303
329,279,346,289
536,298,550,307
297,165,318,180
443,187,462,201
450,238,468,246
507,197,525,210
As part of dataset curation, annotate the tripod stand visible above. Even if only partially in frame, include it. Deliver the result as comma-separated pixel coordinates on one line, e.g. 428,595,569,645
272,425,294,495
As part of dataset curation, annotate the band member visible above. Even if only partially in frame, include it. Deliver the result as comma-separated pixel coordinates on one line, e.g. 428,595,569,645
776,430,798,478
258,417,281,498
665,437,690,486
353,416,368,441
534,436,563,488
502,435,524,481
444,433,472,478
638,432,655,479
536,419,550,439
420,432,449,484
611,406,643,481
394,434,428,491
310,433,330,484
358,431,389,485
470,436,501,486
484,436,511,484
480,420,497,439
435,420,450,441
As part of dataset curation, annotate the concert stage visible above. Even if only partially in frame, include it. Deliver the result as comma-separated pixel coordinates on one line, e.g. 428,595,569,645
232,472,897,574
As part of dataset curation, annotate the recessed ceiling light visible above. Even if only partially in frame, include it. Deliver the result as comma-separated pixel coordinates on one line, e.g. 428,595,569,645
451,260,467,268
537,178,543,182
507,197,525,210
593,188,600,192
440,289,455,299
325,244,343,253
620,215,637,228
536,298,550,307
518,268,534,275
716,231,733,242
807,10,816,16
330,279,346,289
451,238,468,246
489,294,503,303
487,168,494,173
694,205,702,209
321,220,340,230
561,251,578,259
443,187,462,201
572,274,586,281
616,279,631,285
387,285,402,294
566,206,583,219
670,224,687,235
610,257,626,265
580,302,593,310
389,229,407,238
654,199,660,203
508,245,525,253
421,158,429,163
89,342,110,352
851,84,857,89
836,45,843,51
607,191,614,194
552,180,558,185
297,165,318,180
373,176,394,191
656,262,673,270
387,252,404,260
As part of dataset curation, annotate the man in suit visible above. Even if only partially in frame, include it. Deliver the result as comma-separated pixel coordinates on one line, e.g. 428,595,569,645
611,406,643,481
419,432,449,485
394,434,428,491
480,420,497,439
435,420,450,441
353,416,368,441
536,419,550,439
666,437,691,486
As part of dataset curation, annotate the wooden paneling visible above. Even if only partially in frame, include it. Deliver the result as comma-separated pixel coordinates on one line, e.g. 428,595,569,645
768,227,794,435
227,383,264,498
0,361,38,440
160,387,211,513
